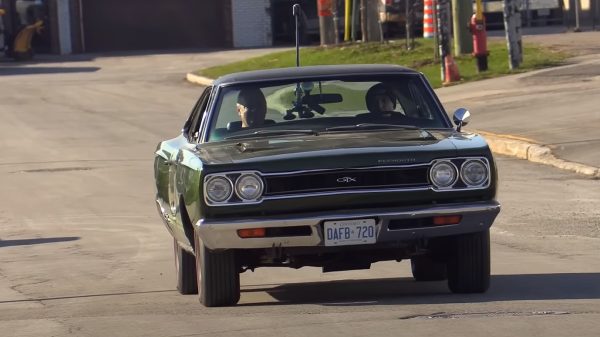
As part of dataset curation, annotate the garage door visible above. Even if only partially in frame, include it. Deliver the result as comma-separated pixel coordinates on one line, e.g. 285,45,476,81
81,0,232,52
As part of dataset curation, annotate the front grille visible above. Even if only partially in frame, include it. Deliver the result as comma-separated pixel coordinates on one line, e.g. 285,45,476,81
263,167,430,196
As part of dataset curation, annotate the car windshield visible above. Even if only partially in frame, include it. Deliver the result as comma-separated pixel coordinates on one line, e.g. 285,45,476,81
206,75,449,142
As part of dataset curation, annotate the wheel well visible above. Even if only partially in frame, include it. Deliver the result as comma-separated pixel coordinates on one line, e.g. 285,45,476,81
179,196,196,251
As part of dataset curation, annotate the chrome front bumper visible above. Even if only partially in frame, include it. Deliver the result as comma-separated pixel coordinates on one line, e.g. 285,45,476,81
195,201,501,250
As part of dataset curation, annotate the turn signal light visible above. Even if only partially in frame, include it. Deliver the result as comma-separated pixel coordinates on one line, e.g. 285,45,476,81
237,228,266,238
433,215,462,226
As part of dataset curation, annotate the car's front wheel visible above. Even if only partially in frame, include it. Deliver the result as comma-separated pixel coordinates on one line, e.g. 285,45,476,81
194,234,240,307
174,239,198,295
447,229,491,293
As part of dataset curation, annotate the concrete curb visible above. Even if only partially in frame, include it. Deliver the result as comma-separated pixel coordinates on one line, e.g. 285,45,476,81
183,73,599,178
186,73,213,86
476,130,600,178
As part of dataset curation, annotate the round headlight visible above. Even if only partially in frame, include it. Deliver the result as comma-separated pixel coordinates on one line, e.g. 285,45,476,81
235,174,264,201
430,161,458,188
206,176,233,203
461,160,488,186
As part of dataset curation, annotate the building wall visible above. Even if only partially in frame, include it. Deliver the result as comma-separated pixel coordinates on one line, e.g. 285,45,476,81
231,0,272,48
76,0,232,53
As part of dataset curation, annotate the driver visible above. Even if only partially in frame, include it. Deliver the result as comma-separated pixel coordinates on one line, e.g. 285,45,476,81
237,88,267,128
365,83,397,114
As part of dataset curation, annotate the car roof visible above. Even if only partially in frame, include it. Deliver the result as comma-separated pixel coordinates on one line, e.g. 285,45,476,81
213,64,420,86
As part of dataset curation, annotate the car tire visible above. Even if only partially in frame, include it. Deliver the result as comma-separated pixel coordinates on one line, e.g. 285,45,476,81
194,233,240,307
411,255,447,281
447,229,491,293
174,239,198,295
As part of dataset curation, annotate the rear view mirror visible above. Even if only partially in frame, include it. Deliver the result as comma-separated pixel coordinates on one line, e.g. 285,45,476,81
303,93,343,105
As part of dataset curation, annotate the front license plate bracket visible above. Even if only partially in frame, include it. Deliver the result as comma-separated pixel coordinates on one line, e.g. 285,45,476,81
323,218,377,247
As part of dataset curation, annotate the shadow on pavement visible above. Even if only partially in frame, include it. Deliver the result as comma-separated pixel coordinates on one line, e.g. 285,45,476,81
0,236,80,248
0,289,175,304
239,273,600,306
0,66,100,76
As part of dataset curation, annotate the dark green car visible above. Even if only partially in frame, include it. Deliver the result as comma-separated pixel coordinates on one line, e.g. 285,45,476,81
154,65,501,307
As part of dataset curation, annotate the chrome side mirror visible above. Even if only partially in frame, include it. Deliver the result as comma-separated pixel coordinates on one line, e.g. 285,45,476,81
453,108,471,132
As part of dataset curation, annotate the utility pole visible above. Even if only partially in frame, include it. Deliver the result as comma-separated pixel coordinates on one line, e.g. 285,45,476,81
432,0,440,61
332,0,340,44
503,0,523,69
318,0,336,45
405,0,414,50
366,0,382,41
574,0,582,32
452,0,473,55
351,0,359,41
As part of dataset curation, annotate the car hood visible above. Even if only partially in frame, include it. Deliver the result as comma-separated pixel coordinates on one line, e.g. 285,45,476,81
196,130,491,173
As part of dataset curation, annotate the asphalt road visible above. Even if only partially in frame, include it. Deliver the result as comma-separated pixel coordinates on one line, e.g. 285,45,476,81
1,52,599,337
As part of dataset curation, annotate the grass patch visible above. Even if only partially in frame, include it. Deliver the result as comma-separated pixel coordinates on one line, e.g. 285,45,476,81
198,39,569,88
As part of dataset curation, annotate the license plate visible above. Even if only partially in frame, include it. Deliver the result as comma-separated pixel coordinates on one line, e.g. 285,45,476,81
324,219,377,246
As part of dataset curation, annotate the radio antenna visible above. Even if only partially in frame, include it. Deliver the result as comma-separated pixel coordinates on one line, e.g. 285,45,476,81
293,4,301,67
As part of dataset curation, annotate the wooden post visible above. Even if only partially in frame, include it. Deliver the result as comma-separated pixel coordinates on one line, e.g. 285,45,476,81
503,0,523,70
405,0,414,50
452,0,473,55
360,0,368,41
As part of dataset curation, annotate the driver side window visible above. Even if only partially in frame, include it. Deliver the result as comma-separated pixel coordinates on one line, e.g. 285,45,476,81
186,87,212,142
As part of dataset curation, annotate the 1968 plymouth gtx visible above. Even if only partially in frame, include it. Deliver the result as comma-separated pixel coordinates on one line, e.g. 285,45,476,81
154,65,501,307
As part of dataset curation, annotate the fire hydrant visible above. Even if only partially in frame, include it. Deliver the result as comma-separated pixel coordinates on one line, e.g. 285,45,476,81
469,11,488,72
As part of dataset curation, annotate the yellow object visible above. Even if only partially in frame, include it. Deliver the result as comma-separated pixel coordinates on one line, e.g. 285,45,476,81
14,20,43,53
344,0,351,41
475,0,483,20
0,9,6,16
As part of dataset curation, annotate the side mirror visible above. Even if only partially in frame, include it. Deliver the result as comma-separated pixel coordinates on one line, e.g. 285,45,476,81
453,108,471,132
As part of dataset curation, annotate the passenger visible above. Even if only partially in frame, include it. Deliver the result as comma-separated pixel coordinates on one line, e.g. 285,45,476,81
237,88,267,128
365,83,397,114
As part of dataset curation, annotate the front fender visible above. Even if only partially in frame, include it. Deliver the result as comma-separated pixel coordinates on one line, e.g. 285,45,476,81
176,147,204,227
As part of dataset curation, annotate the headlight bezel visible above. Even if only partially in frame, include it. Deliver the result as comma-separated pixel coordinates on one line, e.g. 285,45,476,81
429,160,459,189
234,173,264,202
460,159,489,187
204,175,234,205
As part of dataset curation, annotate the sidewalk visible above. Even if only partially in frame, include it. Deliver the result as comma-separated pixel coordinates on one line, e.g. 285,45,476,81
437,31,600,171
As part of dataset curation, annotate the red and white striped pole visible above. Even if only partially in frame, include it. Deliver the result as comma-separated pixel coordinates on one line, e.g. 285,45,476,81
423,0,435,38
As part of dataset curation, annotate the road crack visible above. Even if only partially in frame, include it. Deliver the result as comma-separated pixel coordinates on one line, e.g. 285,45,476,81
399,310,571,320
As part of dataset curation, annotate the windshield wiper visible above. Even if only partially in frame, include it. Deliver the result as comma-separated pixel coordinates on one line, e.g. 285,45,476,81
224,129,318,140
324,124,435,138
325,123,422,131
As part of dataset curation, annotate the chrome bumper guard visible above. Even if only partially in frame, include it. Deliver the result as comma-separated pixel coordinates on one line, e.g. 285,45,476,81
195,201,501,250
